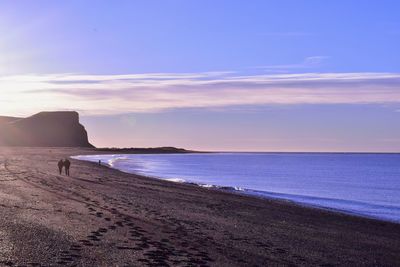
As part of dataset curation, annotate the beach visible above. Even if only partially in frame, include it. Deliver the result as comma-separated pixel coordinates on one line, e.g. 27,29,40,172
1,147,400,266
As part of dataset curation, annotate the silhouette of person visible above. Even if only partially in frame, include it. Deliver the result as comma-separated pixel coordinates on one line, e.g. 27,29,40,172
57,159,64,174
64,158,71,176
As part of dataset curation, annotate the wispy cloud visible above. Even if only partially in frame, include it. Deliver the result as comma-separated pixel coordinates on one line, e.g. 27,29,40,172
260,32,314,37
256,56,329,71
1,72,400,116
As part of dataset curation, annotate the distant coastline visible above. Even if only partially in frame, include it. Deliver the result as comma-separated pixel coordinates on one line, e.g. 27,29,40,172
93,146,207,154
92,148,399,154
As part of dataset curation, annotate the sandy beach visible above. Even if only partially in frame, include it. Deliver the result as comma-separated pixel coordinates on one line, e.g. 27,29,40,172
0,147,400,266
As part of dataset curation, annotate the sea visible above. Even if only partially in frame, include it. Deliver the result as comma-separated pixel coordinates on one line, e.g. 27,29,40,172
72,153,400,223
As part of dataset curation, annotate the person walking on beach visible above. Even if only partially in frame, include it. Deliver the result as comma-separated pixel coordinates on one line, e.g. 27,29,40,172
57,159,64,175
64,158,71,176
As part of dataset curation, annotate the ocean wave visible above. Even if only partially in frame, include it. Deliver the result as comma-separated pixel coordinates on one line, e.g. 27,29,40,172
107,156,129,167
165,178,186,183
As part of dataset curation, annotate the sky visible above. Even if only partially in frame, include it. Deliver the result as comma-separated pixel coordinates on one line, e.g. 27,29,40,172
0,0,400,152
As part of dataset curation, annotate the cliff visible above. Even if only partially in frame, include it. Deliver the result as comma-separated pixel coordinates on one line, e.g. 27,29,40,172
0,111,94,147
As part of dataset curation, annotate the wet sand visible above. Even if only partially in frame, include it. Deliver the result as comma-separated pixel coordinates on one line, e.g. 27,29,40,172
0,147,399,266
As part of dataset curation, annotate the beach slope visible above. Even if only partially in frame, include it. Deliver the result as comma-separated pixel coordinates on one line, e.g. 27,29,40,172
0,147,399,266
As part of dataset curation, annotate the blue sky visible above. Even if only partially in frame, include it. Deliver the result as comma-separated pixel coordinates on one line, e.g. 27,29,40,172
1,1,399,151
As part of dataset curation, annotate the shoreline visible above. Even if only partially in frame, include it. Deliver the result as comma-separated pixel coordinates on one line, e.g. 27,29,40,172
73,152,400,225
75,152,400,227
1,147,400,266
